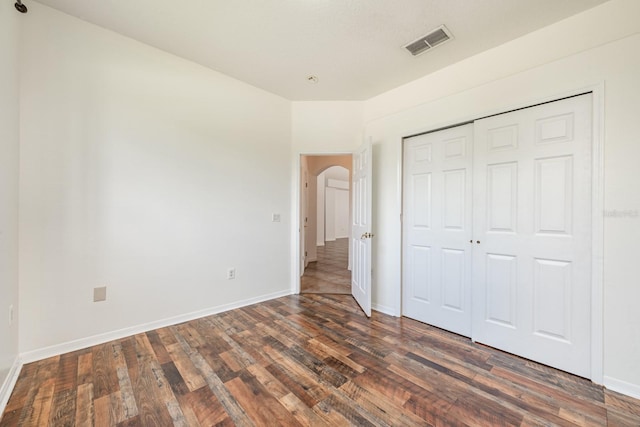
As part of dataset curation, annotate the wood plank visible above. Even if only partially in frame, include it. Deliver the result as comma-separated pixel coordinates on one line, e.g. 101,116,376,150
198,345,240,384
315,394,377,427
92,343,120,399
94,392,126,426
161,361,190,397
2,362,40,414
2,294,639,426
74,383,94,427
145,330,173,364
224,373,301,426
48,388,76,427
112,342,139,420
18,377,56,426
16,356,60,426
179,386,228,426
165,342,206,392
129,335,176,427
339,380,431,426
279,392,331,427
262,345,331,405
76,352,93,387
172,328,255,426
605,389,640,418
490,366,607,421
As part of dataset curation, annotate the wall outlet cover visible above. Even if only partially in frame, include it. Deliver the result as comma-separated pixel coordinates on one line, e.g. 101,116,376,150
94,286,107,302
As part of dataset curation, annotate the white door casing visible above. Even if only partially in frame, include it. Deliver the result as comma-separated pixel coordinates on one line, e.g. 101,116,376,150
402,124,474,336
301,167,309,272
352,142,373,317
472,94,592,378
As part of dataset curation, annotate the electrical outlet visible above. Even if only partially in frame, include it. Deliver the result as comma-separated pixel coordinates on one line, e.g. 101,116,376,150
94,286,107,302
227,268,236,280
9,304,13,326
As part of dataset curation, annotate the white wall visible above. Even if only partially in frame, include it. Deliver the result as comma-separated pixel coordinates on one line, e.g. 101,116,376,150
363,0,640,396
333,188,349,239
0,1,21,398
315,167,350,244
316,171,326,246
325,187,336,242
292,102,364,153
18,3,292,354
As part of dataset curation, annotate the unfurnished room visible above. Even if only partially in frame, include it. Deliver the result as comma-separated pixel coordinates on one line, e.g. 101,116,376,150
1,0,640,425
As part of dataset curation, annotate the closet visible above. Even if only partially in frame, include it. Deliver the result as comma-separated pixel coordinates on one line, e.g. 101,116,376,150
402,94,592,378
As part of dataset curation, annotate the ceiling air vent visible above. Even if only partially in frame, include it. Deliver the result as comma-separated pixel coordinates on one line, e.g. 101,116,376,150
404,25,453,57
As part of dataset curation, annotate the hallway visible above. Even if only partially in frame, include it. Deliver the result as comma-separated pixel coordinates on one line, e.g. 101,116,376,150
300,238,350,294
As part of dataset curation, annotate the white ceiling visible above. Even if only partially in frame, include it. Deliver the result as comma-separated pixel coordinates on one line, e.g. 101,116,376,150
32,0,609,101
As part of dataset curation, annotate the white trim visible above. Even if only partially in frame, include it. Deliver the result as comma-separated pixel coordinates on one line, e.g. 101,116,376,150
20,289,291,364
604,376,640,400
0,356,22,416
396,84,605,383
372,303,399,317
589,82,605,385
395,135,404,317
292,153,302,293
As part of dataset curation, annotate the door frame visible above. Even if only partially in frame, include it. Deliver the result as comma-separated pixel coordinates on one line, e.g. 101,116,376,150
397,83,605,383
292,151,354,295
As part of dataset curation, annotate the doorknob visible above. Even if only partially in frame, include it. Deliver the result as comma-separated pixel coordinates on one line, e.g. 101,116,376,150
360,232,375,239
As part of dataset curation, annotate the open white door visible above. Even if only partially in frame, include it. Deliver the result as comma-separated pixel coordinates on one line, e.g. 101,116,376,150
351,142,373,317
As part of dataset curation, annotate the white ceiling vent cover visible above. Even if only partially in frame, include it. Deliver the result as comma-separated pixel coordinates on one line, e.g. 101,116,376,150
404,25,453,56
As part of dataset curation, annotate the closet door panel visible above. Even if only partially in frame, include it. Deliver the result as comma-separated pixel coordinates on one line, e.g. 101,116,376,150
403,124,473,337
472,94,592,378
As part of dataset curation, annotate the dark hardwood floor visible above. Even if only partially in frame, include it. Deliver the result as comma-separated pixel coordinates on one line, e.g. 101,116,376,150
300,238,350,294
2,293,640,426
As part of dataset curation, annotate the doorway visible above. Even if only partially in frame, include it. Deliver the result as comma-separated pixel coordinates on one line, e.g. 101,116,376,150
299,155,352,294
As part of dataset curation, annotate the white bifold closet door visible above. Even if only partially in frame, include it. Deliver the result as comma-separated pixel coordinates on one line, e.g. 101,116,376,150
402,124,474,336
402,94,592,378
472,94,592,378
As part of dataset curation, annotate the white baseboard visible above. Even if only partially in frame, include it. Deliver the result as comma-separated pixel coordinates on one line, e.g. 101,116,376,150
20,289,292,364
307,256,317,263
604,376,640,400
0,356,23,416
372,302,399,317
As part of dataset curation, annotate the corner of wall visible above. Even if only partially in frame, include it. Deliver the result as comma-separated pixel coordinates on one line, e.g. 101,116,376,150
0,356,22,417
604,376,640,400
